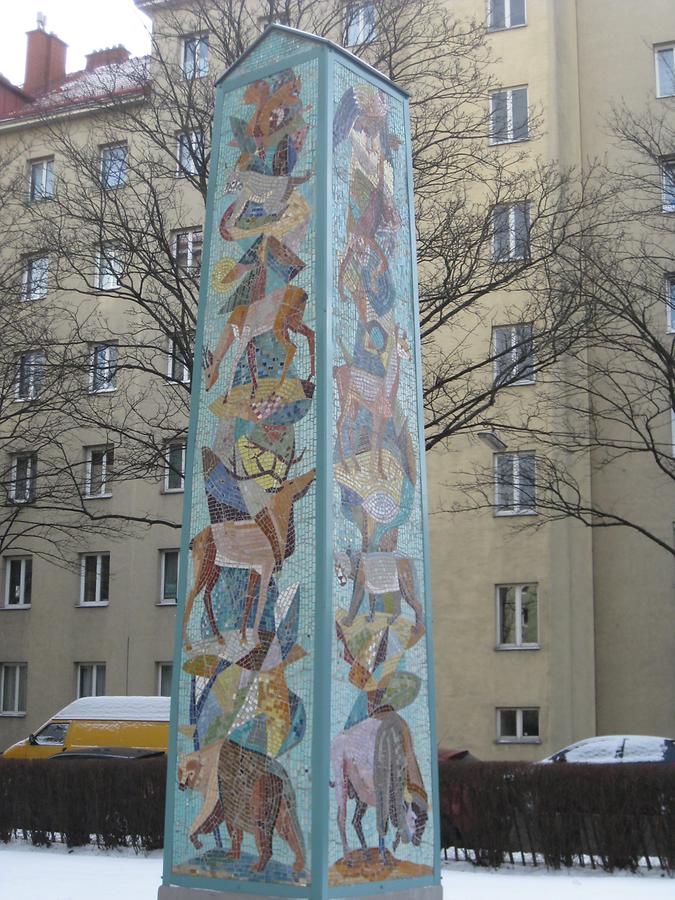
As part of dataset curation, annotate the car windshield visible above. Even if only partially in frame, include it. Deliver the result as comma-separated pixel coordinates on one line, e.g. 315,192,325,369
35,722,68,745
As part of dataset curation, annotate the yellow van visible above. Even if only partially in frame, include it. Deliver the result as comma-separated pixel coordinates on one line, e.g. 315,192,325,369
2,696,170,760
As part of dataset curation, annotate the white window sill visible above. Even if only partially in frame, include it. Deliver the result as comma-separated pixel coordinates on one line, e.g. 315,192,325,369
496,643,540,651
76,601,109,608
487,24,528,33
489,136,530,147
83,493,113,500
496,736,541,744
494,508,537,517
1,605,31,611
88,388,117,395
156,600,177,607
662,205,675,213
0,711,26,717
163,487,185,495
13,397,37,404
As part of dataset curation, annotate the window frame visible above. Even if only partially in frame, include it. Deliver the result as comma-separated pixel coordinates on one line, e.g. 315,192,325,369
88,342,118,394
667,275,675,333
9,452,37,504
163,442,186,493
14,350,44,402
96,243,123,291
78,553,110,607
0,662,27,715
655,43,675,98
491,202,530,262
492,323,535,386
76,662,106,698
28,157,54,202
167,337,191,384
157,662,173,697
22,254,49,301
173,228,203,274
662,159,675,213
494,451,536,516
4,557,32,609
344,3,376,47
182,33,209,79
84,445,114,499
159,549,179,605
496,707,540,744
176,131,204,177
487,0,527,31
489,86,529,144
496,583,539,649
99,142,128,190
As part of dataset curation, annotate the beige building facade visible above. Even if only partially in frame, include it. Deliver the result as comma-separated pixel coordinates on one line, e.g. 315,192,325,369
0,0,673,760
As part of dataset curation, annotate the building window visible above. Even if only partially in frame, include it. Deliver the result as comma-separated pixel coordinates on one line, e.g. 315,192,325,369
9,452,37,504
167,338,190,384
77,663,106,698
157,662,173,697
183,34,209,78
345,3,376,46
667,277,675,332
160,550,179,604
164,443,186,493
96,243,123,290
0,663,27,714
4,558,32,608
495,452,536,515
497,584,538,648
662,160,675,212
489,87,528,143
492,203,530,261
497,707,540,743
656,44,675,97
177,131,204,177
29,157,54,201
22,254,49,300
493,324,534,385
79,553,110,605
89,343,117,394
84,446,114,499
15,351,44,401
488,0,526,30
174,228,203,274
100,143,128,189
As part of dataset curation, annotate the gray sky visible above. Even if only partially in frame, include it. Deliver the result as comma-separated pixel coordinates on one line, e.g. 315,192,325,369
2,1,152,86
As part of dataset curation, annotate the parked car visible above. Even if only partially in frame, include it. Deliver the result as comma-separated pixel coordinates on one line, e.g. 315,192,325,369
49,746,165,761
2,696,170,759
539,734,675,764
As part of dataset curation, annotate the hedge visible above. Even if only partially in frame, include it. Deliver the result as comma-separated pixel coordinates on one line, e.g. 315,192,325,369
0,757,166,850
2,756,674,871
439,760,675,872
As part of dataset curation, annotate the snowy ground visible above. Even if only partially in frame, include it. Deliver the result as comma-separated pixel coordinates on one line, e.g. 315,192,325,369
0,841,671,900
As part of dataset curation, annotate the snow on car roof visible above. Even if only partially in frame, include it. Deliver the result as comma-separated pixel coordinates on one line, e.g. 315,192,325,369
52,696,170,722
544,734,675,763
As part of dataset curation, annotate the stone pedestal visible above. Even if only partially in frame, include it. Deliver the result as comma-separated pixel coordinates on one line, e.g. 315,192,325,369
159,25,440,900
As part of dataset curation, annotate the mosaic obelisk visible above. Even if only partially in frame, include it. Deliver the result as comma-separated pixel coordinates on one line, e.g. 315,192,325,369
159,25,440,900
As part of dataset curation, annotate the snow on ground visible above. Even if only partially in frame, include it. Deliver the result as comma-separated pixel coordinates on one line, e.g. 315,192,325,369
0,841,671,900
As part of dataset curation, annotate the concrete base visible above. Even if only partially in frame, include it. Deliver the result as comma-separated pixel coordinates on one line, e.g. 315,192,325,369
158,884,443,900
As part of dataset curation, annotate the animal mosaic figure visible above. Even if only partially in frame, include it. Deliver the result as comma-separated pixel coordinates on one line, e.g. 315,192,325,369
203,284,315,395
178,738,306,876
334,326,411,475
182,468,315,648
331,710,428,861
334,549,424,637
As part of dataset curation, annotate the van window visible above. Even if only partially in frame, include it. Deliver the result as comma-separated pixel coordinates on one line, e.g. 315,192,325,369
35,722,67,745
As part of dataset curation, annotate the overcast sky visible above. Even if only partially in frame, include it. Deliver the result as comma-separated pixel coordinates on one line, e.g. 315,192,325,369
2,1,152,86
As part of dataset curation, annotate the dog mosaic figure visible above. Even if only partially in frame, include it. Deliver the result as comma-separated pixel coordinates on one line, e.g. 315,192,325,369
178,739,306,876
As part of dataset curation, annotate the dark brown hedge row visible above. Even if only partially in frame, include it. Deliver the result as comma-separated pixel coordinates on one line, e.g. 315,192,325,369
438,760,675,872
0,757,166,850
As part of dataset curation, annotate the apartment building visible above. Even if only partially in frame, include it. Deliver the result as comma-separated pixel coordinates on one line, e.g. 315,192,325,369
0,0,673,759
